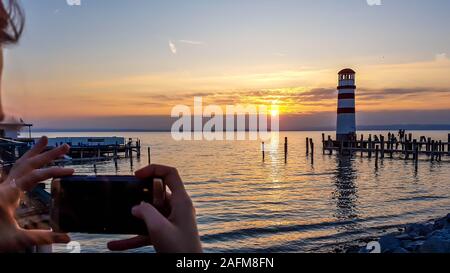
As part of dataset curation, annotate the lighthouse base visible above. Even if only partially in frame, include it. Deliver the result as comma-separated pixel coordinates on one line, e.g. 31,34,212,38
336,133,356,143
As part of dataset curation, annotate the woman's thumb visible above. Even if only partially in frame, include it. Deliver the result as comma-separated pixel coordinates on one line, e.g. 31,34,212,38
132,202,171,235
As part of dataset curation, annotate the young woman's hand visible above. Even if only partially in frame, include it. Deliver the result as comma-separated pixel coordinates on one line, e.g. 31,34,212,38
0,136,74,252
108,164,203,253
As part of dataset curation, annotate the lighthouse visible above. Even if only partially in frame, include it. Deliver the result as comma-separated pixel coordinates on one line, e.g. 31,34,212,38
336,68,356,142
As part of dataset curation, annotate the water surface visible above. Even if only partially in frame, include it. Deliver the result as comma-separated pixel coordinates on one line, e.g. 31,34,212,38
31,131,450,253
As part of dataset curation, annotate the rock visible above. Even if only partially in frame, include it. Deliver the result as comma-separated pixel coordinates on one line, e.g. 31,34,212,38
379,235,401,253
433,218,446,230
419,230,450,253
406,223,434,237
446,213,450,222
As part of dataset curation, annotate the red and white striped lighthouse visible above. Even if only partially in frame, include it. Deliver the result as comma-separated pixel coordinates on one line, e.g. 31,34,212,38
336,68,356,142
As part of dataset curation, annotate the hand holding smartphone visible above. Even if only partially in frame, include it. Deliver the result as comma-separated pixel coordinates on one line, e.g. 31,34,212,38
50,175,166,235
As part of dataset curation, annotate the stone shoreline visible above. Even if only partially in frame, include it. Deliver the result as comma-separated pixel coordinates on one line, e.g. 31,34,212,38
345,214,450,253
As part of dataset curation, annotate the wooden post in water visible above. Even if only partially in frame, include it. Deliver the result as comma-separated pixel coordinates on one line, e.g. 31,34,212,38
380,136,385,159
448,134,450,156
284,137,288,163
414,144,419,171
328,136,333,155
389,135,394,158
360,134,364,157
310,141,314,165
438,140,442,161
129,142,133,160
262,142,265,162
306,138,309,155
368,135,372,158
431,140,435,162
375,145,379,168
148,147,151,165
322,133,326,155
405,139,410,160
136,140,141,158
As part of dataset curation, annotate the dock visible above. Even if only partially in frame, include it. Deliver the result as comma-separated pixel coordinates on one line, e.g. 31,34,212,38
0,136,142,168
318,132,450,163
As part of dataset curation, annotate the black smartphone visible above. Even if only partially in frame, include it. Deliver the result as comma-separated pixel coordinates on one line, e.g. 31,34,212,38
50,175,165,235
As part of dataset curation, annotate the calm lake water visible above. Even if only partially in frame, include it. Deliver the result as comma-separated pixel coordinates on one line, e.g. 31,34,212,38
30,131,450,253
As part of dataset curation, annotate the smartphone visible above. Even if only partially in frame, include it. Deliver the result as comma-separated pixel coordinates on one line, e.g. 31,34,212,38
50,175,165,235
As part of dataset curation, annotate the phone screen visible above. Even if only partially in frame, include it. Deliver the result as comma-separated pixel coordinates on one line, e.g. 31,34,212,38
50,175,164,235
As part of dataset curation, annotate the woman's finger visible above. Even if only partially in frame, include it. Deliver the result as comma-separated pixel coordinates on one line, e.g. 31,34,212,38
135,165,187,198
19,230,70,246
16,167,74,191
18,136,49,161
107,236,152,251
27,144,70,170
132,202,172,236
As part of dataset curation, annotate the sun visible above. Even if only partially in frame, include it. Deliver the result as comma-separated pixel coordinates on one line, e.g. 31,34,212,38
270,109,279,117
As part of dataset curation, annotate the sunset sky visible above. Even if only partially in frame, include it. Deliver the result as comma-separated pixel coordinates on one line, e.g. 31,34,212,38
2,0,450,129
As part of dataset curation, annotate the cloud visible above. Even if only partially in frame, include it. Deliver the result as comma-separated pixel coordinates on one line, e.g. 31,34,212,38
169,41,177,54
178,40,205,46
435,53,448,62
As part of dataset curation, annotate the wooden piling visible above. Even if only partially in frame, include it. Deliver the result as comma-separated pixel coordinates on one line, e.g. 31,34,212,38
414,144,419,171
438,140,442,161
129,143,133,159
284,137,288,163
136,140,141,157
360,134,364,157
375,145,379,168
328,136,333,155
448,134,450,156
380,136,385,159
322,133,326,155
412,139,417,161
148,147,151,165
311,141,314,165
306,138,309,155
368,135,372,158
405,139,410,160
431,140,435,162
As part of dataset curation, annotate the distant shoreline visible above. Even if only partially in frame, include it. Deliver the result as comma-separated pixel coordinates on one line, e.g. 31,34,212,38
30,127,450,133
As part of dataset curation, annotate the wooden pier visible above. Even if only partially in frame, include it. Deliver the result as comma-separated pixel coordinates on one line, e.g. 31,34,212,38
263,132,449,166
318,132,450,161
0,137,142,167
